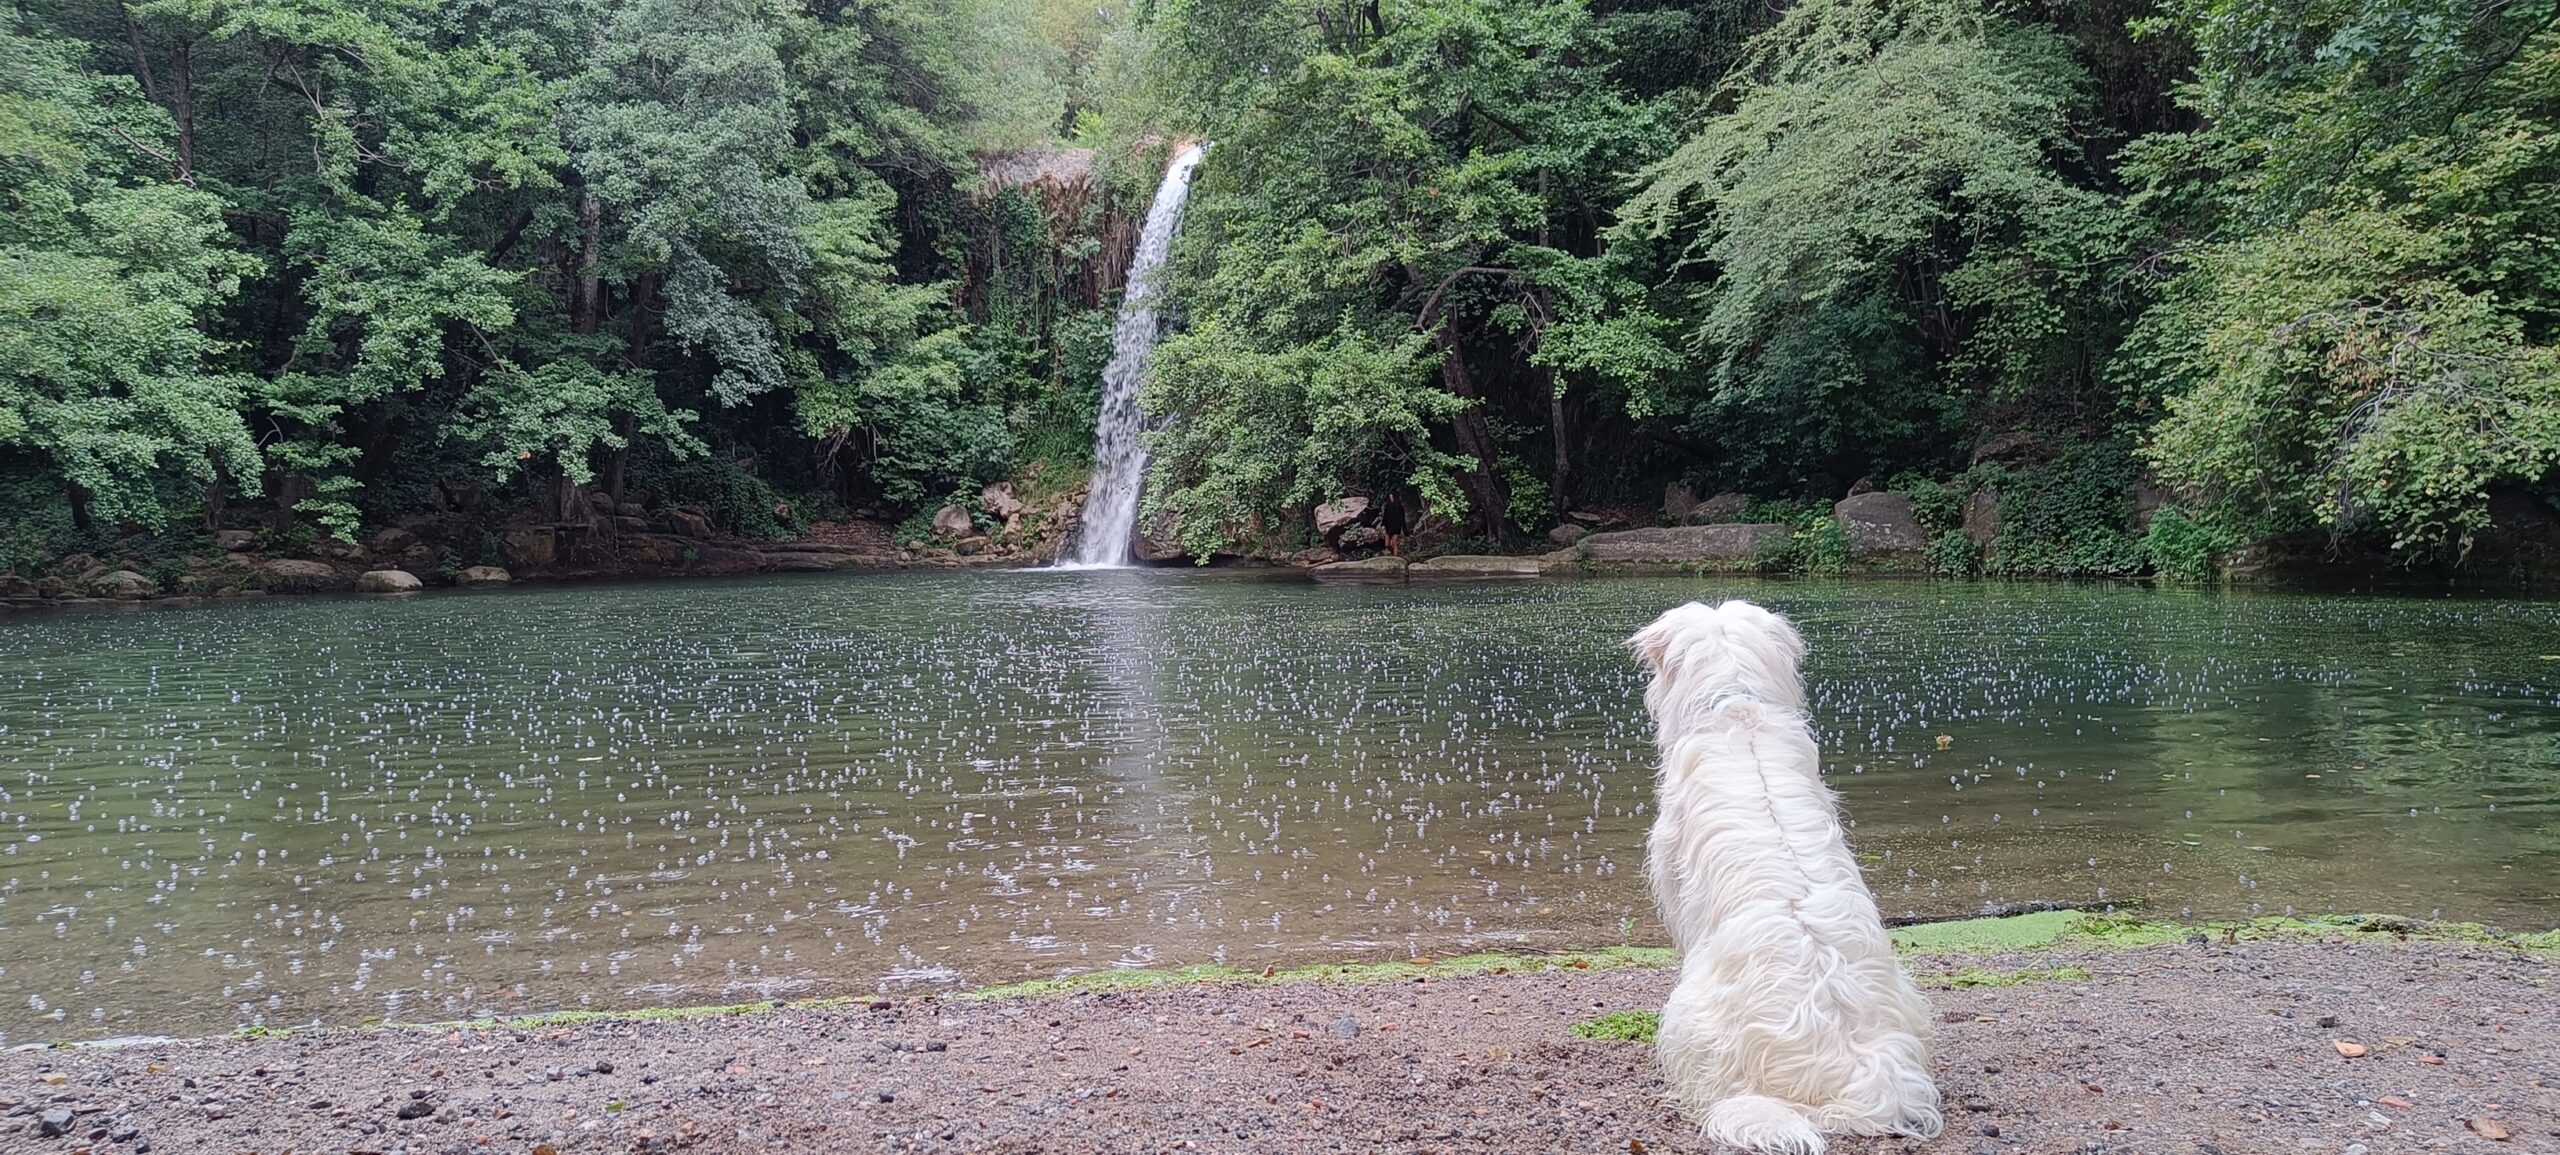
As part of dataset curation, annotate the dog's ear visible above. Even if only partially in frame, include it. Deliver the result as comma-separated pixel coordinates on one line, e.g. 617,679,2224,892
1627,607,1683,674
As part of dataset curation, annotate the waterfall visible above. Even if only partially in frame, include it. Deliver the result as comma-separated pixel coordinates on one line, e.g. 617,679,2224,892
1063,143,1208,568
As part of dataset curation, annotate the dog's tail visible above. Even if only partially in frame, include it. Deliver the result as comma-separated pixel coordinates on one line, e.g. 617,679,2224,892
1704,1094,1826,1155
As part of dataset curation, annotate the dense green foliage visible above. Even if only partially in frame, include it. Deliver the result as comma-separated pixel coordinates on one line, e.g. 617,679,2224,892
1,0,1118,566
1131,0,2560,572
5,0,2555,578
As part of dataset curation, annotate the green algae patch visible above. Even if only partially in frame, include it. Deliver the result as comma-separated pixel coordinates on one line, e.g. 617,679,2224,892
1891,909,2092,953
1571,1010,1659,1043
1924,964,2092,988
959,945,1676,1002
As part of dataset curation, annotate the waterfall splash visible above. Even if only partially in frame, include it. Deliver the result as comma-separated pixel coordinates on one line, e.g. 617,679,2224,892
1062,143,1208,568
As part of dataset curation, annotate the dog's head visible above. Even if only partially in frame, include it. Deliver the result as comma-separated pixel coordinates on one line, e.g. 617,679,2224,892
1628,600,1808,722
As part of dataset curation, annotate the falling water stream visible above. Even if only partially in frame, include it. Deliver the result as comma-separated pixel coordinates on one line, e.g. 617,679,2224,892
1063,143,1209,567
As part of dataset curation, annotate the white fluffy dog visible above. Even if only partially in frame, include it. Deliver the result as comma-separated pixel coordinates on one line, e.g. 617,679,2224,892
1630,600,1941,1154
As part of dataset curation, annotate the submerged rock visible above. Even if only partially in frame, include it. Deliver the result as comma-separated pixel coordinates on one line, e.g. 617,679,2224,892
1309,555,1408,581
1409,554,1549,578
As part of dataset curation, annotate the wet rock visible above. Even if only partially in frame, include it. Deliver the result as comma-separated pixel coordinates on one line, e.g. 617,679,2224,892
357,569,422,594
1314,497,1371,541
1309,556,1407,582
1407,555,1549,579
1832,491,1928,559
213,530,258,552
91,569,157,599
1577,523,1788,565
931,505,974,538
455,565,511,586
1546,523,1587,546
39,1106,74,1136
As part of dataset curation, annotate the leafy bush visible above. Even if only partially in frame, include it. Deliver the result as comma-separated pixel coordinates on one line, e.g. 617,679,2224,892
1927,528,1978,577
2142,506,2235,583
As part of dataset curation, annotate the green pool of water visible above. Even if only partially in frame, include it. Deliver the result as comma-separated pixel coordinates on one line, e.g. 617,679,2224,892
0,570,2552,1040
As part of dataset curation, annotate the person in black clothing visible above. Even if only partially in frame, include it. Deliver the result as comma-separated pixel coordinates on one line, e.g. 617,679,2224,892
1380,493,1409,556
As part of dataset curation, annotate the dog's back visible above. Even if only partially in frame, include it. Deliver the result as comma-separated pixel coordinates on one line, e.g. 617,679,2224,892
1631,601,1943,1154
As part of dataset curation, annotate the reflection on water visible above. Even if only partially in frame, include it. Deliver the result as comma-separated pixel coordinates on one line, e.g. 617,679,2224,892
0,572,2553,1041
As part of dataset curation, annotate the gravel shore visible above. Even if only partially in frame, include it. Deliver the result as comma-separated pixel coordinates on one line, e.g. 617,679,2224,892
3,937,2552,1154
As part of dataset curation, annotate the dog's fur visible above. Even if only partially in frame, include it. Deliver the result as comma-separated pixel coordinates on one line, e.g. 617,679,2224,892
1630,600,1942,1154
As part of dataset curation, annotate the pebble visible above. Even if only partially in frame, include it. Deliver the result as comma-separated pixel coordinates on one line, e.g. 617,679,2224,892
39,1107,74,1137
1331,1017,1360,1039
396,1099,434,1120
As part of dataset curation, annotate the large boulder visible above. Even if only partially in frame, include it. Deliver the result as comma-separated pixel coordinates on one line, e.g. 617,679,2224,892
980,482,1025,520
1310,555,1409,581
455,565,512,586
91,570,157,599
1662,482,1701,522
1685,492,1748,525
261,558,344,592
213,530,258,552
357,569,422,594
1578,523,1790,565
370,527,417,555
1337,525,1384,550
930,504,974,538
1314,496,1371,540
1547,523,1589,546
1833,492,1929,558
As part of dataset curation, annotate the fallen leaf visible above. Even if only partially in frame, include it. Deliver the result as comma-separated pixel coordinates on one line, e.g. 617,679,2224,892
2333,1040,2368,1059
2468,1117,2509,1141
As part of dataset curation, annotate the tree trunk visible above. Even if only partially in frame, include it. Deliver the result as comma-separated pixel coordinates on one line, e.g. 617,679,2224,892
1430,322,1512,547
604,412,634,501
202,463,229,531
574,193,602,335
171,38,194,184
117,2,156,101
1547,368,1570,516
